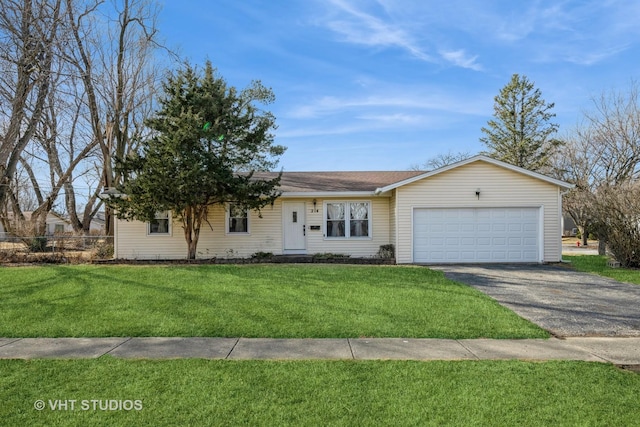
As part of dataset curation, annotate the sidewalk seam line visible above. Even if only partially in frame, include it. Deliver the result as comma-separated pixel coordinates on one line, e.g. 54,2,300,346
347,338,355,360
225,338,240,359
0,338,22,348
456,340,481,360
559,343,612,364
103,337,132,357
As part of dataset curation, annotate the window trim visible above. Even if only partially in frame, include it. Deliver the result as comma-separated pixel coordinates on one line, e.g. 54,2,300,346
147,210,171,236
226,203,250,235
323,200,372,240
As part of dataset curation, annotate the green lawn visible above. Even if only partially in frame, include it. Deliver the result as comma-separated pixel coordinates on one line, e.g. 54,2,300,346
565,255,640,285
1,358,638,426
0,264,547,339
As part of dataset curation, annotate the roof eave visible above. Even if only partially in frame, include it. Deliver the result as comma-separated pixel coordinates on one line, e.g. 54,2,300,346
280,191,380,198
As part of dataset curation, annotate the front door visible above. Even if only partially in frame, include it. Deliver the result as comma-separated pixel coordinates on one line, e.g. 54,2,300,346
283,202,306,253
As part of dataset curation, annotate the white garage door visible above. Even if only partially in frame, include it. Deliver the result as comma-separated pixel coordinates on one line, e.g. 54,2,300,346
413,207,540,263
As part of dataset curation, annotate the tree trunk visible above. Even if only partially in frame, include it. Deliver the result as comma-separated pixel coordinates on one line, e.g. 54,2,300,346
582,230,588,247
183,205,205,260
598,239,607,256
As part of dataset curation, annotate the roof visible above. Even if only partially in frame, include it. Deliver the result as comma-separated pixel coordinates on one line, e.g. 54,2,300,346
253,171,425,194
101,155,573,199
257,155,572,196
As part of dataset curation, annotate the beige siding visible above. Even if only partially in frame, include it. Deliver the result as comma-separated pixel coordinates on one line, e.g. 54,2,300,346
115,197,392,259
115,202,283,259
395,161,562,264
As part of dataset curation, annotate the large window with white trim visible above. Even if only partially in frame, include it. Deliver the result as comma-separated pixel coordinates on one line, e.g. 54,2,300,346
325,201,370,238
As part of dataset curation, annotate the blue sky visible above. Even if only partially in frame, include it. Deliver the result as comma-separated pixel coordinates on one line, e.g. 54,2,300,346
158,0,640,171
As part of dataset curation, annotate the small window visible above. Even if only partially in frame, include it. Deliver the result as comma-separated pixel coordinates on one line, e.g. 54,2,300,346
149,211,170,235
54,224,65,234
228,204,249,233
325,202,371,239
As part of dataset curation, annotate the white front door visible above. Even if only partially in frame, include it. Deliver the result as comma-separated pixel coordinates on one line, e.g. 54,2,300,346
283,202,306,253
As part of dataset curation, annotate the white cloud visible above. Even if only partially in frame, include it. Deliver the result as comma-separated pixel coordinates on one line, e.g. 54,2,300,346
439,49,482,71
286,90,488,120
323,0,432,61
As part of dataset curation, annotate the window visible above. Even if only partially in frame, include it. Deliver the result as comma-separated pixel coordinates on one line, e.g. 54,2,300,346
228,204,249,233
148,211,170,235
325,202,370,238
54,224,65,234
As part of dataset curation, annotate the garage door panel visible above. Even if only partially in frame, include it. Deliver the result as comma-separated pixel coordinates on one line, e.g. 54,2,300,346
413,208,540,263
477,224,491,232
477,237,491,246
461,237,475,246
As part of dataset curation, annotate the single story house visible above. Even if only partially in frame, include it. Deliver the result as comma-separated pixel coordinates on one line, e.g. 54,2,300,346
0,211,73,240
114,155,573,263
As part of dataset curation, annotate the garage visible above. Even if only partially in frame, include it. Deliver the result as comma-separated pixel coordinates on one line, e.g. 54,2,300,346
413,207,540,263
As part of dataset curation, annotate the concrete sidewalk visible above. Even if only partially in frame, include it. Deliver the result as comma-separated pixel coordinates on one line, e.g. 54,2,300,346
1,337,639,365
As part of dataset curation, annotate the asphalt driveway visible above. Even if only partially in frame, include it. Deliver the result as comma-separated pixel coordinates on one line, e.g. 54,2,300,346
432,264,640,337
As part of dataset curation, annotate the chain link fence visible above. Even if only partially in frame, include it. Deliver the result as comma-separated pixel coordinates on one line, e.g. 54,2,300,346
0,234,113,262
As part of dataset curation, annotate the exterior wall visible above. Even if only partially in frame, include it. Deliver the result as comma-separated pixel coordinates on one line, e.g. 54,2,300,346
115,197,392,259
46,217,73,235
115,202,283,259
304,197,390,258
395,161,562,264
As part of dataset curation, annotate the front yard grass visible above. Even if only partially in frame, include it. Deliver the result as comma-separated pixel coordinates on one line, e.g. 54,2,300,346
565,255,640,285
2,358,639,426
0,264,547,339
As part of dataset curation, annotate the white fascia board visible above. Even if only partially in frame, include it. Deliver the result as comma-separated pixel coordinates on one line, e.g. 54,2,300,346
374,155,574,193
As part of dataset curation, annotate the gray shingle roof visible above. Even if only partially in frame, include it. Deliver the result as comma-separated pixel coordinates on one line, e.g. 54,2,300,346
253,171,425,193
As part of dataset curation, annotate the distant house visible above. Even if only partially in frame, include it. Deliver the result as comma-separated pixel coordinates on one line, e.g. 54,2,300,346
0,211,73,238
113,155,573,263
88,212,106,234
77,212,105,235
562,215,577,237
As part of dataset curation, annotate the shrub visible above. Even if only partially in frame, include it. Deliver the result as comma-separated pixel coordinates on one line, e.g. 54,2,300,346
27,237,48,252
592,182,640,268
92,243,114,260
313,253,350,260
251,251,274,260
377,244,395,259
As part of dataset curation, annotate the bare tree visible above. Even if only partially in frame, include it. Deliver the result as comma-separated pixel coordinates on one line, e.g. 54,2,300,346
411,150,474,171
556,82,640,256
65,0,169,236
0,0,64,215
591,182,640,267
0,0,171,243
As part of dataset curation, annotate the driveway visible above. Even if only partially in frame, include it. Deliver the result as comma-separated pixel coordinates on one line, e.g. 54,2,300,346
432,264,640,337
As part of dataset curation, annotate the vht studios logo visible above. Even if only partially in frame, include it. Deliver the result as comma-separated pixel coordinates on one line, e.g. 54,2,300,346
34,399,143,411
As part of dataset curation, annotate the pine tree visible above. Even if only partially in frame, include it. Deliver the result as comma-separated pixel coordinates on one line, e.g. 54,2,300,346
480,74,561,172
109,61,285,259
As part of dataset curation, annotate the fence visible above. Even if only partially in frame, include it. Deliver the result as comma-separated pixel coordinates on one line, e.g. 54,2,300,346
0,235,114,261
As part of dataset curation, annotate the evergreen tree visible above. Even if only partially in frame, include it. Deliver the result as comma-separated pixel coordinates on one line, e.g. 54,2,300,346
109,61,285,259
480,74,561,172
